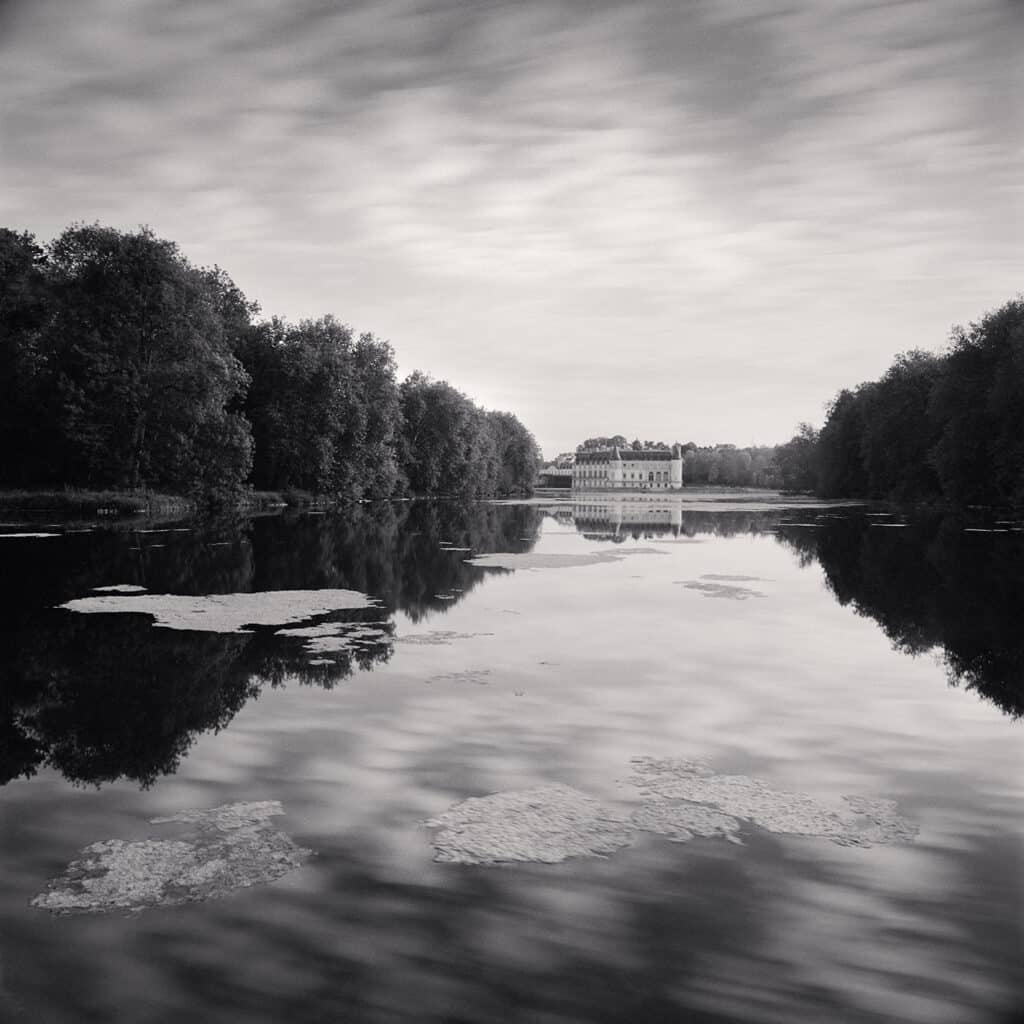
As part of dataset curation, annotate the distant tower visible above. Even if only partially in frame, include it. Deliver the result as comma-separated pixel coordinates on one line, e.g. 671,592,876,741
670,443,683,490
610,446,623,489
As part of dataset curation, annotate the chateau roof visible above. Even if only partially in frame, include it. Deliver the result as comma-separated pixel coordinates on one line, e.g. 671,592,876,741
575,449,677,463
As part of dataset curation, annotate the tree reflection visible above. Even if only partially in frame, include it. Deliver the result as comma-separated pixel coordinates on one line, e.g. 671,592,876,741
776,514,1024,718
0,501,541,787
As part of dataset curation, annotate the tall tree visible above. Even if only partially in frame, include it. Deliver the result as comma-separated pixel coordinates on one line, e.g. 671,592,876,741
399,375,538,497
775,424,819,492
816,389,870,498
43,224,252,497
859,351,942,500
236,316,402,498
0,229,57,484
929,299,1024,505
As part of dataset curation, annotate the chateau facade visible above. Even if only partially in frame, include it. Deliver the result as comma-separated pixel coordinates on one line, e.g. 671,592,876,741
572,445,683,491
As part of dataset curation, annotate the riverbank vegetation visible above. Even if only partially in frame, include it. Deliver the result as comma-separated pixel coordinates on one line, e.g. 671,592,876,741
565,296,1022,505
775,297,1023,505
1,224,540,505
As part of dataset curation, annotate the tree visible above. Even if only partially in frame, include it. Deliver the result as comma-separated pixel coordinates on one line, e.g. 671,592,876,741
576,435,627,452
929,299,1024,505
400,373,482,496
859,351,942,500
399,375,538,497
775,424,819,492
817,389,870,498
485,410,542,495
1,221,545,503
804,296,1024,505
235,316,402,499
42,224,252,498
0,229,57,484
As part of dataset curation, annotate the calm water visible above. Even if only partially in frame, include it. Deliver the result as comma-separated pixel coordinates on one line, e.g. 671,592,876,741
1,497,1021,1023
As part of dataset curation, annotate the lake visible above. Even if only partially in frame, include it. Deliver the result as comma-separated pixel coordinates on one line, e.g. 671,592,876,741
1,496,1021,1023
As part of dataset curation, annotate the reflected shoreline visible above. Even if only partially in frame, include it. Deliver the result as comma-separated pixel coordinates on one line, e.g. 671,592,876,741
1,499,1019,791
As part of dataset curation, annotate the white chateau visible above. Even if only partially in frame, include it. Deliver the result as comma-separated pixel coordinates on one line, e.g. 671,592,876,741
572,444,684,491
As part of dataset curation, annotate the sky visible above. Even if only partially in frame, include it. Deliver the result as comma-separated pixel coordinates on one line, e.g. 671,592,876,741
1,0,1021,458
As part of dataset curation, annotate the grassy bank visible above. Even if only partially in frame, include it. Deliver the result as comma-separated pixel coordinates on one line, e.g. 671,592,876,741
0,488,344,517
0,489,195,516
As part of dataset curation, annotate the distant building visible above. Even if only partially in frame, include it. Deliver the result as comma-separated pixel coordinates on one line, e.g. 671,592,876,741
572,445,683,491
538,465,573,488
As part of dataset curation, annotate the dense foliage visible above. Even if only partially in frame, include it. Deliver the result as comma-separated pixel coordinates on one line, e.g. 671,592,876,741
0,224,540,502
236,316,405,500
398,374,539,498
1,226,253,499
778,297,1024,504
680,445,779,488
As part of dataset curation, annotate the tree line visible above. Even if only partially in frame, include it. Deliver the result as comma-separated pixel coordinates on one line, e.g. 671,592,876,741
775,296,1023,504
0,224,541,503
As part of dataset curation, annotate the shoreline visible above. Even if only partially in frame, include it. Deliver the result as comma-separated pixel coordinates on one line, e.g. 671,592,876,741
0,488,536,519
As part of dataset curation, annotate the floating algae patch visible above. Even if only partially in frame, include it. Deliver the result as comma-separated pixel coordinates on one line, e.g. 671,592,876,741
277,621,389,638
466,548,666,571
58,589,380,634
425,785,634,865
276,623,353,638
32,801,310,914
276,621,392,655
426,761,917,867
700,574,767,583
427,669,492,686
92,584,148,593
628,758,917,847
630,801,741,843
396,630,494,646
304,627,391,655
676,581,765,600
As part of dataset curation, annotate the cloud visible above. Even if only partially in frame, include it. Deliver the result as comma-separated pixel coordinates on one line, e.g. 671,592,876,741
1,0,1021,453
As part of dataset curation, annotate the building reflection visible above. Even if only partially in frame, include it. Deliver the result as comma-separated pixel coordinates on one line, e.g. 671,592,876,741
572,498,684,537
567,497,784,541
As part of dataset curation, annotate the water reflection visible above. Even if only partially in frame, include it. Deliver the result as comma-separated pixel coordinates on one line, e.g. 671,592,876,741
775,512,1024,719
571,497,782,541
0,502,541,787
2,499,1021,1023
573,498,1024,719
2,498,1020,793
